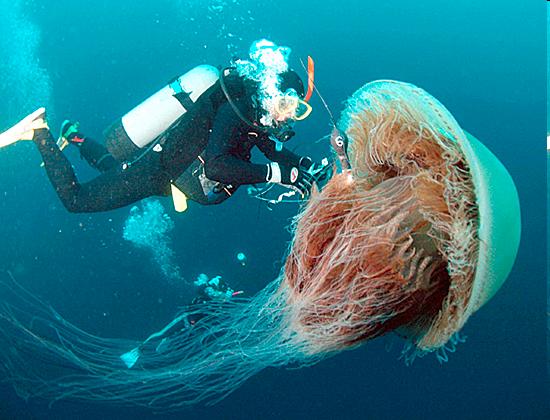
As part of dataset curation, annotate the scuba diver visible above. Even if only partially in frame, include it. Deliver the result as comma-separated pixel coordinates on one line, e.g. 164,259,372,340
0,39,329,213
190,273,242,305
120,273,242,369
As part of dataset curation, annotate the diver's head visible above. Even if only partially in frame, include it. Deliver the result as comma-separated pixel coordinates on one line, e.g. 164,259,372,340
256,71,310,151
234,39,313,147
270,70,311,123
236,40,312,123
264,71,311,147
280,69,305,97
262,70,312,144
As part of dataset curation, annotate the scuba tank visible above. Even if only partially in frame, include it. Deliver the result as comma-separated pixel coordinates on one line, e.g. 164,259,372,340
104,65,220,161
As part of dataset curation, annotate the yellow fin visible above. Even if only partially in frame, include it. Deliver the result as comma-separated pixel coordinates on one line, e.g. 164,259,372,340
171,184,188,212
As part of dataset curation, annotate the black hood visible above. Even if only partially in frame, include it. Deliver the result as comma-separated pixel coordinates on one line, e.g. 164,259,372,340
279,69,305,98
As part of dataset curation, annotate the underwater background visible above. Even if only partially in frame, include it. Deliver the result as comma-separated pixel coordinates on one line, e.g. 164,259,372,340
0,0,547,419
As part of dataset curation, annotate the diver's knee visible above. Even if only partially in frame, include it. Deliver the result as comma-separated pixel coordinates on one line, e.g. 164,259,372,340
33,127,52,144
62,201,81,213
58,192,84,213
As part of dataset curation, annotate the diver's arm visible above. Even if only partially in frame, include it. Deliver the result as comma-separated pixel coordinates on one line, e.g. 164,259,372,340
254,134,306,168
204,102,269,185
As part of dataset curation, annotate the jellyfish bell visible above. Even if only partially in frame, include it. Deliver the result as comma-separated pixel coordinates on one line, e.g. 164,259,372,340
439,129,520,339
283,80,521,355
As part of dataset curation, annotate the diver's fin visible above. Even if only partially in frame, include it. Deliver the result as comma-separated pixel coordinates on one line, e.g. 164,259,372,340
56,120,80,150
120,347,141,369
0,107,48,148
171,183,188,212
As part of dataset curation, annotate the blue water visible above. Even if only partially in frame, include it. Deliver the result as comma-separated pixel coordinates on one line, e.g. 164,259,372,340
0,0,548,418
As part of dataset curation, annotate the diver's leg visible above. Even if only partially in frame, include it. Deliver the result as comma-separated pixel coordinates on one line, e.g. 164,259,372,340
34,128,169,213
59,122,118,173
143,313,191,345
120,312,190,368
78,137,118,173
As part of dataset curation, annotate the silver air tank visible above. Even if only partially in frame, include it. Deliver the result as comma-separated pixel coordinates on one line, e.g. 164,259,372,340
104,65,220,161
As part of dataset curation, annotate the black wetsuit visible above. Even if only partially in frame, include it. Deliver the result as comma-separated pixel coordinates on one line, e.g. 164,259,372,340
33,69,304,213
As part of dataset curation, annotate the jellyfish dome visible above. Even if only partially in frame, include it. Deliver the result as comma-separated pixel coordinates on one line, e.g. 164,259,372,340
0,80,520,409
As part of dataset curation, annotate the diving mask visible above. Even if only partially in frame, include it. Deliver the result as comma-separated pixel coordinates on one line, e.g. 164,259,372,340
273,88,313,122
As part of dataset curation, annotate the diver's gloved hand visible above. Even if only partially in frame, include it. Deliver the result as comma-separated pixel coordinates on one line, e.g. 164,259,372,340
266,162,314,197
300,157,332,185
299,156,314,171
